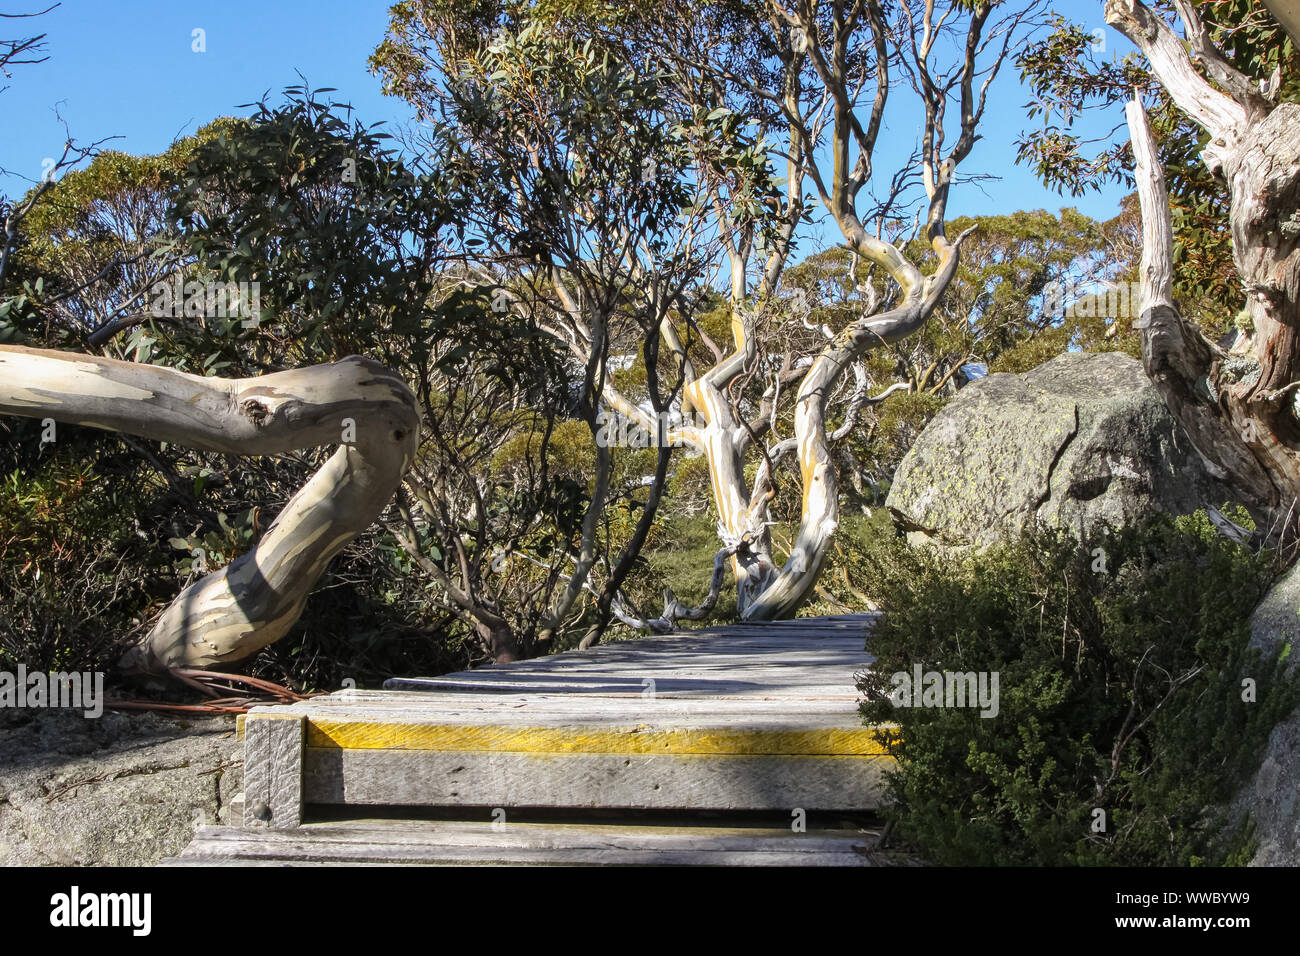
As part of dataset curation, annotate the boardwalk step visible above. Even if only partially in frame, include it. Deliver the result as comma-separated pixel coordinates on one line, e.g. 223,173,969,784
235,617,888,827
173,614,892,867
164,818,880,866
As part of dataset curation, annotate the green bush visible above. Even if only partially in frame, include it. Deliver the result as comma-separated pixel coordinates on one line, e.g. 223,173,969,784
856,510,1297,865
0,421,165,673
624,511,740,627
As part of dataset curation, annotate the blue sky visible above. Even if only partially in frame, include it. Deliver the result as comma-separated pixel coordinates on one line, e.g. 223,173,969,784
2,0,1132,238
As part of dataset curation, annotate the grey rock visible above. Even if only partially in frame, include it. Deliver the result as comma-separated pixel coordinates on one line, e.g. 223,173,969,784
886,351,1232,548
0,708,240,866
1229,561,1300,866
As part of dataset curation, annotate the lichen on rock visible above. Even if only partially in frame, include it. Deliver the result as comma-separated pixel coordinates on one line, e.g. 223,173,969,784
886,351,1233,548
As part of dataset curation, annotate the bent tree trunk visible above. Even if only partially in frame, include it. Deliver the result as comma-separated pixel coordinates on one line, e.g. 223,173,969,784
1109,0,1300,532
0,345,419,673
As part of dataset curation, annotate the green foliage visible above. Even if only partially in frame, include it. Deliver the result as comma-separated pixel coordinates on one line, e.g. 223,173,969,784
0,422,164,672
166,84,465,373
855,511,1296,865
632,511,740,624
664,452,713,516
870,390,949,468
0,121,246,348
492,418,594,483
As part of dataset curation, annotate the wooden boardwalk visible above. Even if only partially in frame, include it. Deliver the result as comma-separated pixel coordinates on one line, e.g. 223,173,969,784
171,614,891,866
166,817,884,866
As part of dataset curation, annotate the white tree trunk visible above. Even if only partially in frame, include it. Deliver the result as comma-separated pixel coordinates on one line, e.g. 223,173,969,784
1264,0,1300,46
682,375,780,610
0,345,419,673
1108,0,1300,527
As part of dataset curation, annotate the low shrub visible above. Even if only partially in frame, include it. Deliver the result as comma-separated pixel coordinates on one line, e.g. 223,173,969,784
0,421,162,673
856,510,1297,865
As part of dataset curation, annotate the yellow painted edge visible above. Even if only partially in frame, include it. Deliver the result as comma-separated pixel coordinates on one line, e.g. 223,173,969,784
240,711,301,738
305,719,897,756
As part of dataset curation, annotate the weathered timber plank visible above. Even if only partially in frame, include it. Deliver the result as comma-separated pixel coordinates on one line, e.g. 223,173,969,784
186,819,868,849
168,845,867,866
380,616,876,699
274,694,869,714
303,749,887,811
250,696,876,727
163,859,386,867
167,820,875,866
242,714,305,829
254,693,867,715
251,704,877,737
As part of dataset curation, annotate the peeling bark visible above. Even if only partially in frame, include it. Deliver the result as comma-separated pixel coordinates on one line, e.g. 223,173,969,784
1110,0,1300,529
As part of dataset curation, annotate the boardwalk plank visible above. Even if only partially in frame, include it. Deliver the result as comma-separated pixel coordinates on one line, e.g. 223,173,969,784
304,749,887,810
166,820,877,866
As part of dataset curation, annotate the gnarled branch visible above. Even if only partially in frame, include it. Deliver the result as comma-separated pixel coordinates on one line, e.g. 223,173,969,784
0,345,420,673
